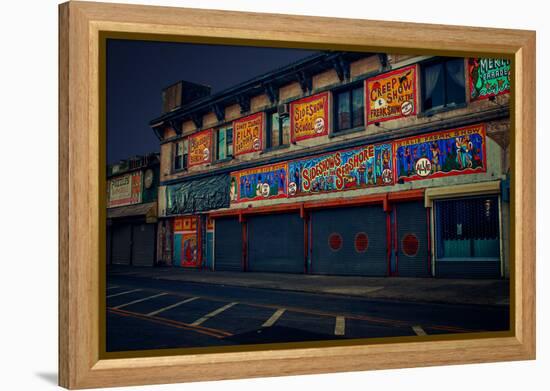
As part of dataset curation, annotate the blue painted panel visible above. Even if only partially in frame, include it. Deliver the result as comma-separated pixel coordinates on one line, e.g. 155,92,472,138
173,233,182,267
204,232,214,270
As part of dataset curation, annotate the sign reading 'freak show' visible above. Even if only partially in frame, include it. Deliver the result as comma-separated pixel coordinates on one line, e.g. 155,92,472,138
366,65,417,124
233,112,264,156
290,92,329,142
394,124,487,182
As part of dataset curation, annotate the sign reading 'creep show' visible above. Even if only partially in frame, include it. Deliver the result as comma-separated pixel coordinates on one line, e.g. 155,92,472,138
188,129,213,167
366,65,417,124
290,92,329,142
233,112,264,156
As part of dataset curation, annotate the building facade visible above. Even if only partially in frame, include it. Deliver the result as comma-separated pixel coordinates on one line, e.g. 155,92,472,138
150,53,511,278
107,153,160,267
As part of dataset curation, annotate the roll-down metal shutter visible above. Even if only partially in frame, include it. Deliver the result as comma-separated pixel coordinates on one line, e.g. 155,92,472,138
106,226,112,265
311,206,387,276
131,223,155,266
394,201,429,277
111,224,132,265
247,213,304,273
214,217,242,271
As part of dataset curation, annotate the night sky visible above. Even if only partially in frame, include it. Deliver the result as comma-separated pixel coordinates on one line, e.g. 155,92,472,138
106,39,318,164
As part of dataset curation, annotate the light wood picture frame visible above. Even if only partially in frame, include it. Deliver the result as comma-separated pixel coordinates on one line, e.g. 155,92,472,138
58,1,536,389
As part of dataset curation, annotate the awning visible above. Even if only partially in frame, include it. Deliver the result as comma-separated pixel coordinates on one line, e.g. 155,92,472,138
107,201,157,223
166,174,230,215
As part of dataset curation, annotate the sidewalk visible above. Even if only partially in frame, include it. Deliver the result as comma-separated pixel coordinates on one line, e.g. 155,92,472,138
107,265,510,306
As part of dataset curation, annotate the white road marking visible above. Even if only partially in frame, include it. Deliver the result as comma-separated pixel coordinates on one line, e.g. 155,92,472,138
146,297,199,316
191,302,237,326
262,308,286,327
106,289,141,299
113,292,168,310
106,285,119,290
334,316,346,336
412,325,427,336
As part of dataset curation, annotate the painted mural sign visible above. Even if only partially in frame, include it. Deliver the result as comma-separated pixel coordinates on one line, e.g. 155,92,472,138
107,171,142,208
469,58,511,101
366,65,417,124
188,129,213,167
173,216,199,267
230,162,288,203
288,143,393,197
394,124,486,182
290,92,329,142
233,112,264,156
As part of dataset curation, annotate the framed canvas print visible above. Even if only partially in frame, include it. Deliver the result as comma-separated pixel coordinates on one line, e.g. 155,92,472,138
58,1,536,389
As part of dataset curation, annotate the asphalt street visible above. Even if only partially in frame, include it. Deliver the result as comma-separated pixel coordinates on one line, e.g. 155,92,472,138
106,274,510,352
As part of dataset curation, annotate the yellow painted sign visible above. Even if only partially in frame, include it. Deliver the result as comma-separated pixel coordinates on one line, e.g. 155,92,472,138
233,112,264,156
290,92,329,142
188,129,212,167
366,65,417,124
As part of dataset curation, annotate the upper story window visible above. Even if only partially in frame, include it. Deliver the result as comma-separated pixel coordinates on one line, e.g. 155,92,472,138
421,58,466,112
173,138,188,171
216,126,233,161
266,111,290,149
334,84,364,133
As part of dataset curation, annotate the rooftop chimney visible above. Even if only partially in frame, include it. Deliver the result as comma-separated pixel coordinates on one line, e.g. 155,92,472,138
161,80,211,114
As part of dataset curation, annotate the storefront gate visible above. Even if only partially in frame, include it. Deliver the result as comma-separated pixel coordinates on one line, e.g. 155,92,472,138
310,205,387,276
247,213,304,273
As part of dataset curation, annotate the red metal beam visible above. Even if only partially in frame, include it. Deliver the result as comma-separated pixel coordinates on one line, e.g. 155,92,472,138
303,193,386,210
388,188,425,202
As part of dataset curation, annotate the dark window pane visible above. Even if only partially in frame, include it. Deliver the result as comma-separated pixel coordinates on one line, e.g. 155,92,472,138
174,156,181,170
226,128,233,156
352,87,364,127
271,112,280,147
337,91,351,131
423,62,444,110
281,116,290,145
445,58,466,105
217,128,226,160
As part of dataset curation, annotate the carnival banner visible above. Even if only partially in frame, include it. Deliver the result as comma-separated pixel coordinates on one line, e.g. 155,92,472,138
188,129,213,167
107,171,142,208
469,58,511,101
233,112,264,156
230,162,288,203
366,65,417,124
394,124,486,182
290,92,329,142
288,143,393,197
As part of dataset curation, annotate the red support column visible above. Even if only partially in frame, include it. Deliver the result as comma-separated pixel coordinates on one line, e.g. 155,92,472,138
386,210,392,276
393,206,399,276
426,207,432,276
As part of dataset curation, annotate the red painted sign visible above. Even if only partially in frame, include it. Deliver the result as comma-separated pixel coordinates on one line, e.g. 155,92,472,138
233,112,264,156
188,129,213,167
366,65,417,124
290,92,329,142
